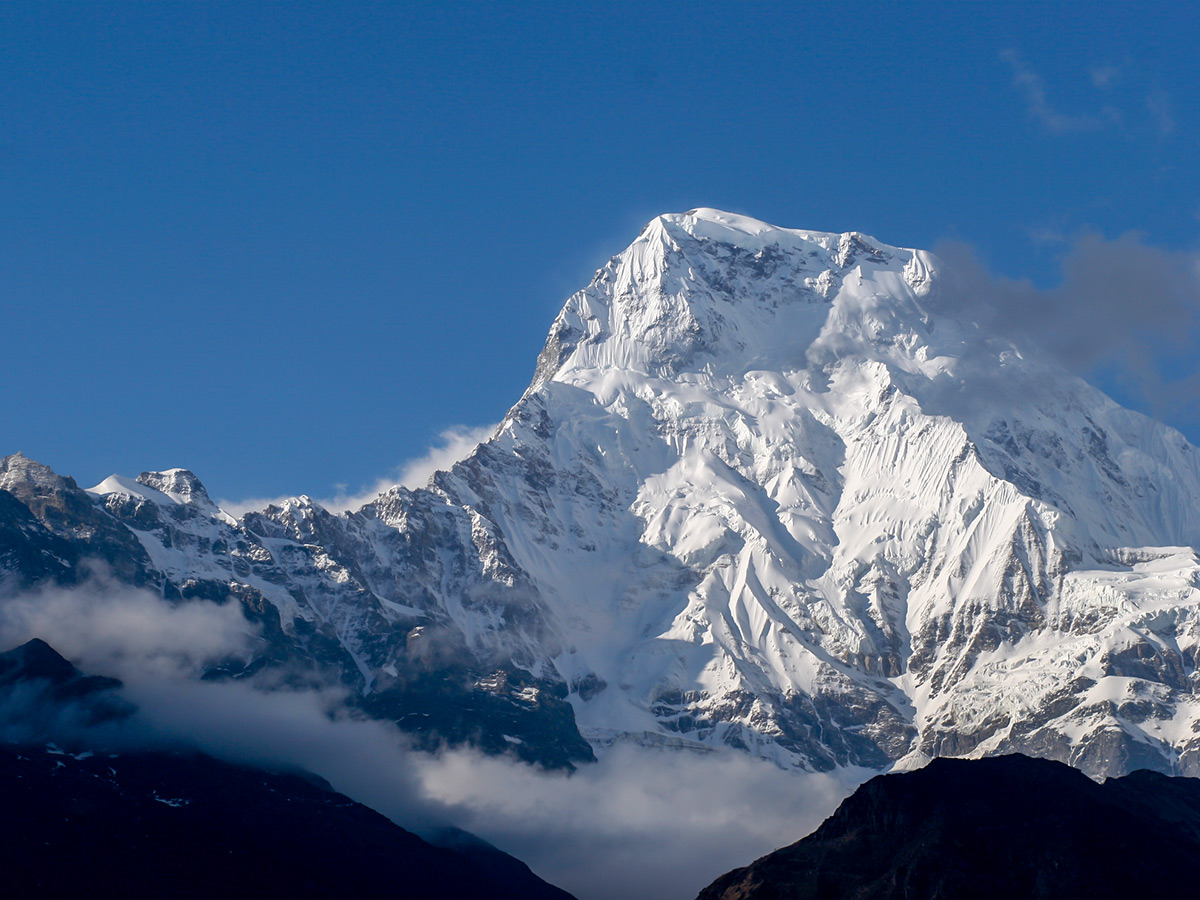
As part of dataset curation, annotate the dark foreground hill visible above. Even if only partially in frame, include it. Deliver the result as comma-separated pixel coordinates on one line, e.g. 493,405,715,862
697,754,1200,900
0,743,577,899
0,639,575,900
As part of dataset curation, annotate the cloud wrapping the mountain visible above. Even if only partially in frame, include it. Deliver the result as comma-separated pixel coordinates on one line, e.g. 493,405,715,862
930,233,1200,430
0,573,257,680
414,743,861,900
132,671,857,900
0,577,858,900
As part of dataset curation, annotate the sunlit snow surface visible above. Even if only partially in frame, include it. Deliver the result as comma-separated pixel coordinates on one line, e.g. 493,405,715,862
89,209,1200,777
436,208,1200,776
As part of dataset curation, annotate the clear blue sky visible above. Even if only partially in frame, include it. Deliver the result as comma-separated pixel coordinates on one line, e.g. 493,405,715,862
4,2,1199,503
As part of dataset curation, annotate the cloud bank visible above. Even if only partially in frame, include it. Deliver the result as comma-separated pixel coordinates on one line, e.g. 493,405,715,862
415,743,861,900
0,577,860,900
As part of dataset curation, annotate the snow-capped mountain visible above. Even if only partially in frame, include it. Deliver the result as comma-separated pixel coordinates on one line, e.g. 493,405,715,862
6,208,1200,778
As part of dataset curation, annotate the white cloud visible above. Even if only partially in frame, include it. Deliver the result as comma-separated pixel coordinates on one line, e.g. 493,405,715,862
413,743,864,900
1000,49,1107,135
217,423,498,517
0,572,257,681
0,572,864,900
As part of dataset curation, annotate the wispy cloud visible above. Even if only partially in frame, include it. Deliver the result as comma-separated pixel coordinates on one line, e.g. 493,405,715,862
1027,225,1069,247
217,423,498,517
1089,65,1122,89
394,424,499,491
1004,51,1176,142
1001,49,1107,134
1146,89,1176,138
0,569,258,681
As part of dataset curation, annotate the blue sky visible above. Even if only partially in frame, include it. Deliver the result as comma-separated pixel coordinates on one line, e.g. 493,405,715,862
3,2,1199,503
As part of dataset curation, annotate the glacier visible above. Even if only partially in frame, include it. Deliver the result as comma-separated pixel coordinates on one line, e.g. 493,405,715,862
5,207,1200,779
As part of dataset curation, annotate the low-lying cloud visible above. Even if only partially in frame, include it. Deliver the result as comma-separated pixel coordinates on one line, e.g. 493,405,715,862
0,577,861,900
415,743,861,900
0,572,257,681
131,674,858,900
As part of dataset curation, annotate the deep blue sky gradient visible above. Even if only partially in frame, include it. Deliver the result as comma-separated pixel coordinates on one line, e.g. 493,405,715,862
4,2,1199,501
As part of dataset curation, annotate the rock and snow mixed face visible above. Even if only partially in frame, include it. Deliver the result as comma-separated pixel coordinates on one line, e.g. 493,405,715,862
6,208,1200,779
436,208,1200,776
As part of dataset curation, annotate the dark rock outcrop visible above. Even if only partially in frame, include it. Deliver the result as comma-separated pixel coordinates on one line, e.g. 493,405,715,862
697,754,1200,900
0,638,133,741
0,743,576,900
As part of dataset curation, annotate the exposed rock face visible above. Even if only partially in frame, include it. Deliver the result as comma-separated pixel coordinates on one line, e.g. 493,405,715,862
6,209,1200,777
694,754,1200,900
28,468,594,769
0,453,151,584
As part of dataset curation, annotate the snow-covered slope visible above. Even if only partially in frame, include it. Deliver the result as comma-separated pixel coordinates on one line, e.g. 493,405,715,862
426,208,1200,776
7,208,1200,778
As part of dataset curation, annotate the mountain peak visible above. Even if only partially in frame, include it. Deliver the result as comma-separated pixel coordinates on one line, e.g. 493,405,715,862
531,210,934,389
0,452,80,496
0,638,80,686
136,469,215,509
10,210,1200,785
660,207,798,242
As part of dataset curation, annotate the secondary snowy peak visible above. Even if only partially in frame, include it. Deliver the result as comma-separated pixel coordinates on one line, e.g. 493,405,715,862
89,468,235,527
135,469,215,508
